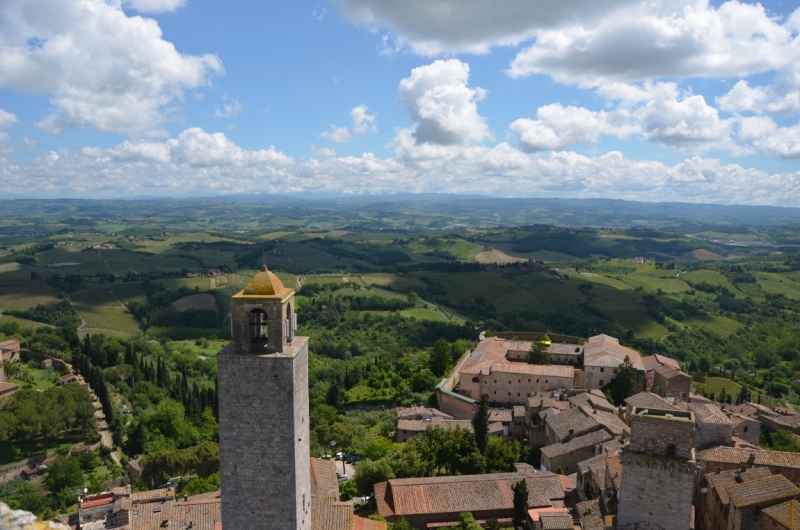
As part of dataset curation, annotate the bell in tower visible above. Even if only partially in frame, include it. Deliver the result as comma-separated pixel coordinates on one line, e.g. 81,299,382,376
230,265,296,353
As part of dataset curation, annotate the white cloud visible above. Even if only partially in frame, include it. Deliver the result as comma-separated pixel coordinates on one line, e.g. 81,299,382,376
398,59,490,145
510,104,638,152
0,109,18,153
0,110,18,129
320,105,377,143
106,128,294,167
332,0,641,55
122,0,186,14
215,98,245,119
633,84,735,151
508,0,797,86
2,128,799,206
717,79,800,116
0,0,222,135
351,105,377,135
320,126,352,143
738,117,800,159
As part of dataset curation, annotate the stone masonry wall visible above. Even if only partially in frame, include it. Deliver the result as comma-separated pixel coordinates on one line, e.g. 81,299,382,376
617,453,696,530
630,413,696,459
695,421,733,450
218,338,311,530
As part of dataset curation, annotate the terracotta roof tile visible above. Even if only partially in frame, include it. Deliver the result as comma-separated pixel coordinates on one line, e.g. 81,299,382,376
763,500,800,530
377,472,569,517
689,403,734,425
728,475,800,507
540,512,573,529
541,430,613,459
311,494,353,530
546,407,600,440
707,468,772,505
699,447,800,470
489,409,513,423
397,419,474,433
576,499,605,530
311,457,340,499
491,362,574,378
624,392,676,411
584,335,645,371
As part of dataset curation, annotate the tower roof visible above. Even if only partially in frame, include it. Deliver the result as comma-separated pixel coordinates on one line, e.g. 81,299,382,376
239,266,292,298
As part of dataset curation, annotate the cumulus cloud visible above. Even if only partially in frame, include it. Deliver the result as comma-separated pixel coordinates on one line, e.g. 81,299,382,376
0,0,222,135
123,0,186,13
215,98,245,119
738,117,800,159
717,79,800,116
3,129,799,206
0,109,18,154
510,104,638,152
332,0,640,54
106,128,294,167
398,59,490,145
350,105,377,135
319,105,378,144
320,105,377,143
508,0,797,86
511,83,739,153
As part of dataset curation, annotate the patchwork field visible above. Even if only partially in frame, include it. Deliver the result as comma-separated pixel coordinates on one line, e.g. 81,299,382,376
172,293,219,312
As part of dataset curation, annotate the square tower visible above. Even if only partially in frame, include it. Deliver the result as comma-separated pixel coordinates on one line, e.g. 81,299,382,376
617,407,697,530
218,267,310,530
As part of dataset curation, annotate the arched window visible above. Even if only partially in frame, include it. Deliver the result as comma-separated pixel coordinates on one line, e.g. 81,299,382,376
249,309,268,343
471,377,479,383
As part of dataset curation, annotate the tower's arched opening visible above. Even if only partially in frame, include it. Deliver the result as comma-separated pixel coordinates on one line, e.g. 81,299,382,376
249,309,268,343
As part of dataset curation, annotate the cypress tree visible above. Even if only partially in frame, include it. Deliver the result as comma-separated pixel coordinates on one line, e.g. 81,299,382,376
472,394,490,455
512,479,529,530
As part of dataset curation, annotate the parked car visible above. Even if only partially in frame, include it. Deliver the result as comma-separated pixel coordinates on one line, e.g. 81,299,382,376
337,473,348,482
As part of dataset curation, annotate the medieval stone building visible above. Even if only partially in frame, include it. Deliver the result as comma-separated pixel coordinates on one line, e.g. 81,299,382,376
617,407,697,530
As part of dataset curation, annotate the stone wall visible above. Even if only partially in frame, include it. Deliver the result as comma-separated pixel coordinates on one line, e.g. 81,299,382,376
437,384,477,420
617,453,696,530
731,416,760,446
479,372,573,406
218,338,311,530
629,409,696,459
695,420,733,450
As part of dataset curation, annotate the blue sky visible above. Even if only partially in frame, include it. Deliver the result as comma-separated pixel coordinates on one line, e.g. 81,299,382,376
0,0,799,204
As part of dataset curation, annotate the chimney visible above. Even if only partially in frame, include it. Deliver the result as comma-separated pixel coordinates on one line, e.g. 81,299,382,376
184,495,188,502
748,453,756,466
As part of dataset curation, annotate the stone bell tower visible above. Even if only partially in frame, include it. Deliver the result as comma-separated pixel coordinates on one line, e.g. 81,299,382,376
217,266,310,530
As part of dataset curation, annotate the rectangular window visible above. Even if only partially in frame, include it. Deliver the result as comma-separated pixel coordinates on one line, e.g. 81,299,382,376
600,380,604,386
600,367,605,373
667,444,675,457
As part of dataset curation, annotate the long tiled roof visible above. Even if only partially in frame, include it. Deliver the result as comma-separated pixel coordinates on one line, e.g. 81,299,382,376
707,468,772,505
642,354,681,371
764,500,800,530
548,343,584,356
491,362,574,378
396,406,454,420
654,365,688,380
311,457,340,499
459,338,510,375
689,403,734,425
576,499,605,530
541,429,612,459
311,495,353,530
375,472,570,517
489,409,513,423
579,405,629,437
624,391,676,411
540,512,574,529
698,447,800,469
528,396,561,410
728,474,800,507
130,492,221,530
546,407,600,440
398,419,473,432
583,334,645,371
